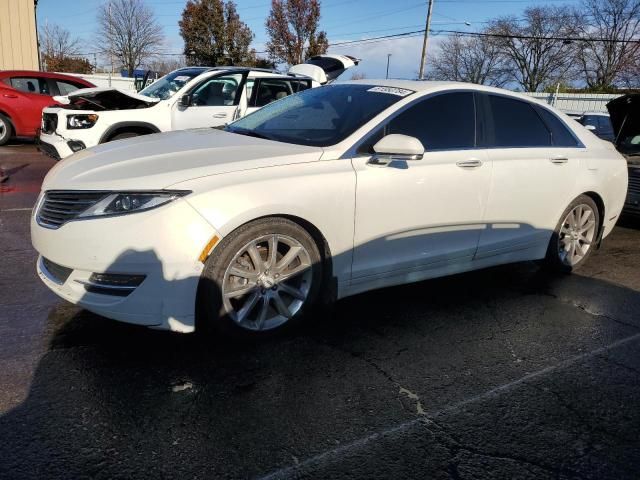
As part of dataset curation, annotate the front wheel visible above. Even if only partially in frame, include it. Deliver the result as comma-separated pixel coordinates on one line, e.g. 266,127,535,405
543,195,599,272
0,114,13,146
198,218,323,337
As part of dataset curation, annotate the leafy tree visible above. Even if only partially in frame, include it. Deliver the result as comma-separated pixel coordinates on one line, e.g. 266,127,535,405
489,6,577,92
179,0,255,66
573,0,640,91
265,0,328,65
97,0,164,77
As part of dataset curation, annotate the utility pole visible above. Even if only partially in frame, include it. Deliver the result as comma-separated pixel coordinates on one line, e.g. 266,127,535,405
386,54,392,79
418,0,434,80
108,1,113,86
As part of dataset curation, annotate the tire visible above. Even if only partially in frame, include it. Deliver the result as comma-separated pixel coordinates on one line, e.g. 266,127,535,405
109,131,141,142
0,114,13,146
198,217,324,338
543,194,600,273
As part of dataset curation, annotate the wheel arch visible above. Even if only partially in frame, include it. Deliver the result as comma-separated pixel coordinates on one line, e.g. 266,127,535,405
0,109,15,132
99,121,160,143
582,191,605,238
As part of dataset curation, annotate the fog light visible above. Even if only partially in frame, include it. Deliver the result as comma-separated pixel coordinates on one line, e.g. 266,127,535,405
77,273,146,297
67,140,86,152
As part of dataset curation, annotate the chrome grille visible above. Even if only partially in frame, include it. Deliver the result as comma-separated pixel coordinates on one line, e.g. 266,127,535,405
42,113,58,134
629,167,640,196
36,191,108,229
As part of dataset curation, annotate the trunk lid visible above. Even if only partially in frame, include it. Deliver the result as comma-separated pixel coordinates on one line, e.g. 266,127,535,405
288,54,360,84
606,94,640,163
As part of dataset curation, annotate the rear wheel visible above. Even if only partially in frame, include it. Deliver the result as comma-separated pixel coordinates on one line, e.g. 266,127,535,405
544,195,599,272
198,218,323,337
0,114,13,146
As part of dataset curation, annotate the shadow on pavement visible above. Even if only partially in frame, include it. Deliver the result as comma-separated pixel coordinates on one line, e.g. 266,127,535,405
1,257,640,479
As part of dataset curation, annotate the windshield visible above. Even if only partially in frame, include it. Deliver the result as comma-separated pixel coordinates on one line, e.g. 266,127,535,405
139,68,206,100
226,84,414,147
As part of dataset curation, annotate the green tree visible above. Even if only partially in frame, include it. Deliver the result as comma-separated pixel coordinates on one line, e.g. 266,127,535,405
179,0,255,66
265,0,328,65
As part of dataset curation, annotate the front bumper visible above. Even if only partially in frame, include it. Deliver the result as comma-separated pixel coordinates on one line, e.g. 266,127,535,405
31,198,221,332
39,130,93,160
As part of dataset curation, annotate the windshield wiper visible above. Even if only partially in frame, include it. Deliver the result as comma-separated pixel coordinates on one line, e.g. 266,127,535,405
227,127,274,141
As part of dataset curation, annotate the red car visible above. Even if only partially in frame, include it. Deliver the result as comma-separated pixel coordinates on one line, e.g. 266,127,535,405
0,71,94,145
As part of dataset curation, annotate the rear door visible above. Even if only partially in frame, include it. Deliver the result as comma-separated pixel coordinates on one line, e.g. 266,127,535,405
172,71,248,130
475,93,583,259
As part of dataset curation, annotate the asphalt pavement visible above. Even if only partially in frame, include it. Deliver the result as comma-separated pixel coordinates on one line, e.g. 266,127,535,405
1,143,640,479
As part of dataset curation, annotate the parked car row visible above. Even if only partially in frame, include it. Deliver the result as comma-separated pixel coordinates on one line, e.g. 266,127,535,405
31,80,629,337
37,55,359,159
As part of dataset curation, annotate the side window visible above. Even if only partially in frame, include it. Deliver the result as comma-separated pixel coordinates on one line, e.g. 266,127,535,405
245,79,255,104
382,92,475,150
55,80,85,96
598,116,613,133
191,74,242,107
255,79,294,107
482,94,551,147
535,107,580,147
10,77,50,95
291,80,312,93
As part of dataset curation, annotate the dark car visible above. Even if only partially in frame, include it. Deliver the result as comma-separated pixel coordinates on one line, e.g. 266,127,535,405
0,70,94,146
578,112,615,143
607,95,640,217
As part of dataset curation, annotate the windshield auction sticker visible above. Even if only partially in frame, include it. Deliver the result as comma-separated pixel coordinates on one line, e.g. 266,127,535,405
367,86,414,97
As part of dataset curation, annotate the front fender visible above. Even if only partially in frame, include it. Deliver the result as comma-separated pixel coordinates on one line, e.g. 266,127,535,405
174,160,357,283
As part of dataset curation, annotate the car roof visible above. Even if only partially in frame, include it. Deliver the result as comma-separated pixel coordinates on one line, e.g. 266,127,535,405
0,70,94,84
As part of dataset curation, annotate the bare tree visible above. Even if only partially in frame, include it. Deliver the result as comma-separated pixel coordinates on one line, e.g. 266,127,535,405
97,0,164,76
39,23,81,59
265,0,328,65
489,6,577,91
428,33,509,86
573,0,640,91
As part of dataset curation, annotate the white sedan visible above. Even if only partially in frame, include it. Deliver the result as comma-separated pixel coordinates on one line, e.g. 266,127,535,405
31,80,628,336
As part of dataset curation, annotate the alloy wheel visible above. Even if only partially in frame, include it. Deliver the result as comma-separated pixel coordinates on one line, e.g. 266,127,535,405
557,203,597,266
0,121,6,141
221,234,313,331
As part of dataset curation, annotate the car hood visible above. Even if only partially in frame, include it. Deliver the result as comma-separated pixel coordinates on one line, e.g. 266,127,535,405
53,87,158,110
42,128,324,191
607,94,640,162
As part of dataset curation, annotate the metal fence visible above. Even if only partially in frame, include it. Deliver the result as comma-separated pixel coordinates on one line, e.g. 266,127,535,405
524,92,620,114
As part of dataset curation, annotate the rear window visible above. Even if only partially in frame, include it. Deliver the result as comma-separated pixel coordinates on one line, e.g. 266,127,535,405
535,107,580,147
482,94,551,147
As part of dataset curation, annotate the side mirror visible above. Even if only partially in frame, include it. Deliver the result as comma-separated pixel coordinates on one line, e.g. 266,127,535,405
370,134,424,165
179,94,191,108
584,124,596,131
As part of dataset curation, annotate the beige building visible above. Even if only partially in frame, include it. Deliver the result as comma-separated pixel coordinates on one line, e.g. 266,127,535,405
0,0,39,71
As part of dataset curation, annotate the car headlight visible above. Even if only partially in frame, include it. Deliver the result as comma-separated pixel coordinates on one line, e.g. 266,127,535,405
67,114,99,129
78,191,190,219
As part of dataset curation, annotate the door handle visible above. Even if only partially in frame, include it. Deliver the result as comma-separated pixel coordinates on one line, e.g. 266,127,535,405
212,113,228,118
2,94,18,98
550,157,569,164
456,159,483,168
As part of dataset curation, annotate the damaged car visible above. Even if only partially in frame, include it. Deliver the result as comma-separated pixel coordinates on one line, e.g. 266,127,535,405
607,94,640,217
38,55,359,160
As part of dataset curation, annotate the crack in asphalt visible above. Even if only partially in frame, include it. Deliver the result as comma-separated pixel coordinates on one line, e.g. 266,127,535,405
259,331,640,480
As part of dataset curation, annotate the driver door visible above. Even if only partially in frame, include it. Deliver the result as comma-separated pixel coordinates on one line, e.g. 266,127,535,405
172,72,247,130
351,92,491,283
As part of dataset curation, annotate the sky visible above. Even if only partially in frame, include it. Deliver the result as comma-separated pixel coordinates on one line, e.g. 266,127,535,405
36,0,583,79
